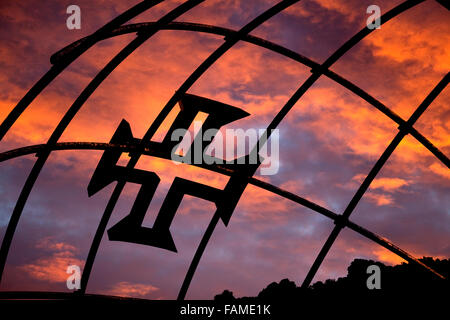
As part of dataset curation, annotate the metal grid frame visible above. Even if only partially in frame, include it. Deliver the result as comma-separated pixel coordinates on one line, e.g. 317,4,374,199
0,0,448,300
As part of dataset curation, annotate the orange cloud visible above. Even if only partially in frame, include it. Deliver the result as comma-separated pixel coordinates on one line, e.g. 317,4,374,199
232,184,297,227
370,177,409,191
353,174,410,192
372,247,406,265
18,237,84,283
350,175,409,206
365,192,394,206
429,162,450,180
366,4,450,74
289,80,397,158
105,281,159,298
312,0,360,21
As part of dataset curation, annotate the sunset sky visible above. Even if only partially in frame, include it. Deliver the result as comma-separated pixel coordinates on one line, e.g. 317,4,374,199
0,0,449,299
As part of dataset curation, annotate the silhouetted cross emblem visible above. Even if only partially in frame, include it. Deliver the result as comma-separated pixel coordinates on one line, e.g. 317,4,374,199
88,94,258,252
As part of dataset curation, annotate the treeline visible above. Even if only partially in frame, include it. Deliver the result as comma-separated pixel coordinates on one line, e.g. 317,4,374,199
214,257,449,302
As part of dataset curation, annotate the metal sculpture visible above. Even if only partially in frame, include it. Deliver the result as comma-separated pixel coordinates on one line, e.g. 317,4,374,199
0,0,448,301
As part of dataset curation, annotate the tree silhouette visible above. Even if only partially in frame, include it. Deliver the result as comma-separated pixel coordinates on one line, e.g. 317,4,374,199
214,257,449,302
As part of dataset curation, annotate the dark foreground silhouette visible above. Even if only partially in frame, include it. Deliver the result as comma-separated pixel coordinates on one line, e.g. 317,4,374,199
215,257,449,302
0,257,447,318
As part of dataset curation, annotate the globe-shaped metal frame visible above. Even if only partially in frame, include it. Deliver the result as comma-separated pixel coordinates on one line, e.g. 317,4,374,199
0,0,448,300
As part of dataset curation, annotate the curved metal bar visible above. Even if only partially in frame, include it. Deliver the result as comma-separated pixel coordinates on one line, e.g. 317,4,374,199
0,0,445,297
325,72,450,168
261,0,427,141
175,0,446,299
213,0,432,287
225,0,437,287
208,0,434,287
50,21,450,168
81,0,303,301
0,143,344,222
0,141,444,279
345,220,446,280
0,0,164,142
249,178,446,280
0,0,205,286
172,0,303,300
303,72,449,287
